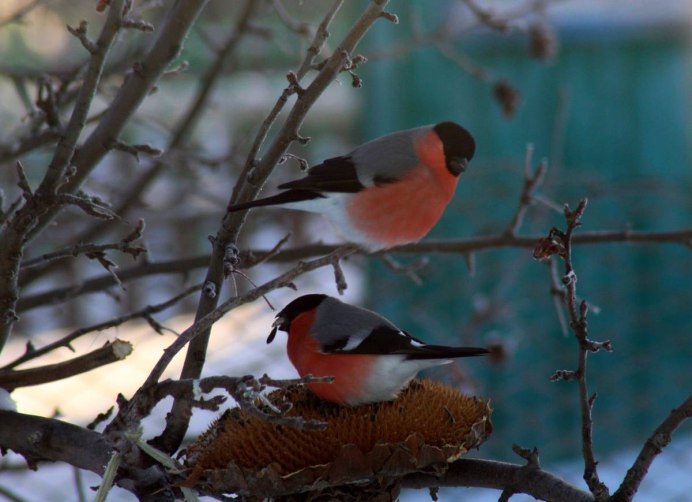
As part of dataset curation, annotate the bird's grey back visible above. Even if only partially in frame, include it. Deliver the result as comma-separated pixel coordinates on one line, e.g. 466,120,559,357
312,296,398,349
350,125,431,184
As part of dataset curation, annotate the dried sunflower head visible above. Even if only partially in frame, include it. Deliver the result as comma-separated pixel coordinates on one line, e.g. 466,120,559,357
184,379,492,497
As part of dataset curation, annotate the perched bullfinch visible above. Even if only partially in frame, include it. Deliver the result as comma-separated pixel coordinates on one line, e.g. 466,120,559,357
267,294,488,406
228,121,476,251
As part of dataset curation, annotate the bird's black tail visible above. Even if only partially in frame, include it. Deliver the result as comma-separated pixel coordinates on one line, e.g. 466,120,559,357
406,345,489,360
227,189,325,212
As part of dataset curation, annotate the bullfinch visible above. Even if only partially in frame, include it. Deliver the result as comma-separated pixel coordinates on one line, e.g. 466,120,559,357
267,294,488,406
228,121,476,251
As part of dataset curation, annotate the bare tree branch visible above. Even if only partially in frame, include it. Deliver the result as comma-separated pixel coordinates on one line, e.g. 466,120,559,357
111,0,260,221
0,3,688,500
108,374,334,436
15,227,692,313
0,0,127,352
402,458,594,502
229,0,344,203
535,199,611,500
105,246,352,442
20,220,146,269
3,283,202,370
25,0,212,242
0,339,133,391
0,410,112,473
15,1,259,291
611,394,692,502
17,256,209,312
505,145,548,236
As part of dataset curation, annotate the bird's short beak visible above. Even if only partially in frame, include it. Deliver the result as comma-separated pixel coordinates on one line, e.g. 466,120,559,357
267,316,283,344
449,157,469,176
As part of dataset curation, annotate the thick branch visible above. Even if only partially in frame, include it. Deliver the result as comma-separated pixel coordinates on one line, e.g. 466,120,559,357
0,411,112,473
402,458,593,502
0,339,133,391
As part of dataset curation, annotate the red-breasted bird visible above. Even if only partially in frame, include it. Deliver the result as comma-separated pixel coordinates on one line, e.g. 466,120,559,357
267,294,488,406
228,122,476,251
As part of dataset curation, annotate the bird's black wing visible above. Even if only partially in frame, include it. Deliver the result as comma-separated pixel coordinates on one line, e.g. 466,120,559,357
226,157,365,212
278,156,366,193
330,325,488,359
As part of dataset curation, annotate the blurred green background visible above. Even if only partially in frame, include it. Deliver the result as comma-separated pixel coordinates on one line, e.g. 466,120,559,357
359,1,692,474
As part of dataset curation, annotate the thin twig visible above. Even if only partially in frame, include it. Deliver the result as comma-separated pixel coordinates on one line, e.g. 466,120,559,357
26,0,210,243
20,232,146,269
272,0,312,38
536,199,610,499
331,256,349,294
3,284,202,370
611,394,692,502
547,258,569,336
230,0,345,205
381,254,428,285
367,0,553,63
505,145,548,236
111,0,259,221
462,0,512,32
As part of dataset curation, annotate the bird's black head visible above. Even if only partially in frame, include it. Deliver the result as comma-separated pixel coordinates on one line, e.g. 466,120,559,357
266,294,328,343
434,121,476,176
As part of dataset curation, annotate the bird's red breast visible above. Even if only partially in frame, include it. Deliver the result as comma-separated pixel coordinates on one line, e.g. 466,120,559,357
286,308,373,405
346,129,459,248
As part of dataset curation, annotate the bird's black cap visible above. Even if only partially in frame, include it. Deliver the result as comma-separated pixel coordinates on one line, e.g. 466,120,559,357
267,294,327,343
434,121,476,176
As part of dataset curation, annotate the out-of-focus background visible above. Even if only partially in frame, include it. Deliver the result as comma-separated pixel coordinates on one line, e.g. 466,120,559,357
0,0,690,500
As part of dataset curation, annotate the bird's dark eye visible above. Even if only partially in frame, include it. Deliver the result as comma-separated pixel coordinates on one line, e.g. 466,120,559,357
448,157,468,176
